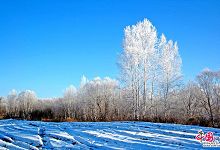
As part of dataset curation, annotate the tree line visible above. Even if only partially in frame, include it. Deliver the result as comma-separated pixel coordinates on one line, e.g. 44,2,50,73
0,19,219,127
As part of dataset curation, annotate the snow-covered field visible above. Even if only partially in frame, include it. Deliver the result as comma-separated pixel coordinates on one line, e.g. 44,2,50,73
0,119,219,149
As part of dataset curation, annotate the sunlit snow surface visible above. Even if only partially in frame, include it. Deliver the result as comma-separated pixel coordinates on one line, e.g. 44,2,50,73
0,119,220,149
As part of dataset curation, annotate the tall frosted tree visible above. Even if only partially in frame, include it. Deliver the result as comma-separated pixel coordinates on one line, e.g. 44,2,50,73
120,19,158,119
119,18,182,120
158,34,182,118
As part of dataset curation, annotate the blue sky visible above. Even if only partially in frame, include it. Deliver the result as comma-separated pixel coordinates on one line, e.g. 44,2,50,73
0,0,220,98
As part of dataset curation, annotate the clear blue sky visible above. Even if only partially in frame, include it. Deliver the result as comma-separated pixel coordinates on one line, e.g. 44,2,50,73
0,0,220,98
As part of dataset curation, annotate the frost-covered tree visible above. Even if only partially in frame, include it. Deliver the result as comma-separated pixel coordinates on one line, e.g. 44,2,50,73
196,69,220,127
63,85,77,119
119,18,158,119
6,89,18,117
158,34,182,119
175,82,201,123
17,90,37,119
119,18,182,120
78,77,119,121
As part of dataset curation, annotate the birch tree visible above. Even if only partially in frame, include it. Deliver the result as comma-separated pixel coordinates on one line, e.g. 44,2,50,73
159,34,182,119
119,18,158,120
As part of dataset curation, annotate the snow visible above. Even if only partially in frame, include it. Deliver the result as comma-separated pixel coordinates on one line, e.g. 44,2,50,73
0,119,219,149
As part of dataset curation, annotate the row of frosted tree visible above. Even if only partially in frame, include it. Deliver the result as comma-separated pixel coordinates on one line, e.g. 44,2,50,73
0,19,220,127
